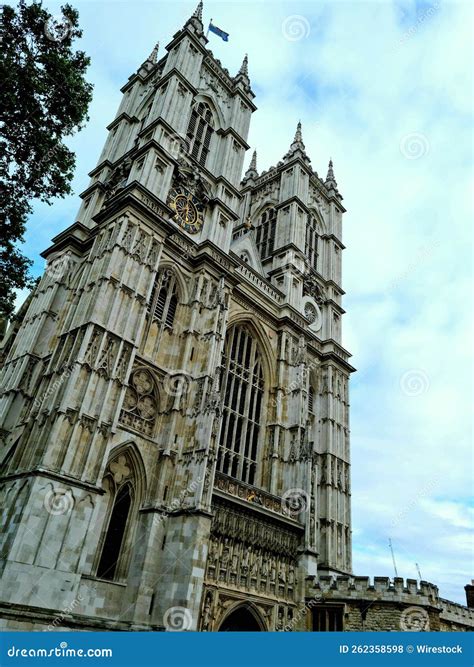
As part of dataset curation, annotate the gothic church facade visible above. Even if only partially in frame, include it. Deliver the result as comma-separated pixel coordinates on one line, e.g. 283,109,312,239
0,2,472,632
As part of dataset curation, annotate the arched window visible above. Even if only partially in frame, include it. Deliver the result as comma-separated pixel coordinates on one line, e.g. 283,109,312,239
140,102,153,131
255,208,277,260
148,270,179,328
119,368,159,436
97,483,132,580
305,215,319,271
308,386,315,414
186,102,215,167
217,326,265,486
95,451,142,582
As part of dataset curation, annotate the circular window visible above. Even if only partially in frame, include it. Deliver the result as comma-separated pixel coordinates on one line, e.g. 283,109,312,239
304,302,318,323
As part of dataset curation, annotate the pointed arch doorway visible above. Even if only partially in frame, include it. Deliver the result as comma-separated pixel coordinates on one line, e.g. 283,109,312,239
218,604,265,632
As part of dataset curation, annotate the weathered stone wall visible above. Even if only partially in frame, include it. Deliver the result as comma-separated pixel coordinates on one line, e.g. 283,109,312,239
305,575,474,632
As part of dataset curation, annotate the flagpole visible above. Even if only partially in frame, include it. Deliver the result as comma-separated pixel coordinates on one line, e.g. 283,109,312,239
206,19,212,38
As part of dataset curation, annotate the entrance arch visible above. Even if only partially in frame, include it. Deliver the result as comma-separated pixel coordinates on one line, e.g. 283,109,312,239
218,604,266,632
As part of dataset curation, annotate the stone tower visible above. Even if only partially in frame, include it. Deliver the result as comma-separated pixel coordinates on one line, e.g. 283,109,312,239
0,2,354,631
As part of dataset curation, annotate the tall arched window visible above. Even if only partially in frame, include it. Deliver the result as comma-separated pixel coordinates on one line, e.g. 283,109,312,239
186,102,214,167
305,215,319,271
217,326,265,486
308,386,315,415
255,208,277,260
96,451,141,582
148,270,179,328
97,483,132,580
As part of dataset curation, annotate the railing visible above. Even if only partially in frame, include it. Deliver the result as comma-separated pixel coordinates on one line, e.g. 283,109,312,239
214,472,302,523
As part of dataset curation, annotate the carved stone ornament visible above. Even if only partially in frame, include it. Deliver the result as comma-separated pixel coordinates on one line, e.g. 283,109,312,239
174,159,213,204
109,454,131,484
302,273,326,305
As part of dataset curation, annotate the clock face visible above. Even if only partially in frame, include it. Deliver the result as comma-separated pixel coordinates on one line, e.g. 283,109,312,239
167,187,204,234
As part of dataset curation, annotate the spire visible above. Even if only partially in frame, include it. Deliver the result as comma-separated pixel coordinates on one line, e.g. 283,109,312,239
294,120,303,145
283,120,309,162
138,42,159,76
235,53,250,86
147,42,159,65
248,149,257,172
242,149,258,182
185,1,204,36
325,158,338,190
239,54,249,77
192,0,203,22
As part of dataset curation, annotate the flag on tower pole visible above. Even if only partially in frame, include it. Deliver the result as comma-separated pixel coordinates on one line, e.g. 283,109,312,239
207,20,229,42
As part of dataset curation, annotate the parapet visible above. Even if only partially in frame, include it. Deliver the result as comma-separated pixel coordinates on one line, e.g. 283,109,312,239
308,574,440,604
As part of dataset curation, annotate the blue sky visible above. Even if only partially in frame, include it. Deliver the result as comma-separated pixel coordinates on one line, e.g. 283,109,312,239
17,0,473,603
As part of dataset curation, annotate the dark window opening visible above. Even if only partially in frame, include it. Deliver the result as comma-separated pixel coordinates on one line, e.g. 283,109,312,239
312,606,344,631
255,208,277,260
148,271,179,328
186,102,215,167
305,215,319,271
97,484,132,581
217,327,265,485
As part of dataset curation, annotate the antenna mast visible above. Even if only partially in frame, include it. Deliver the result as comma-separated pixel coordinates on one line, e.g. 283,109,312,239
388,538,398,577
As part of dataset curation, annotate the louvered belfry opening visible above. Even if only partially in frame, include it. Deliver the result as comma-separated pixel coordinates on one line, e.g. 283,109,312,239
217,326,265,486
186,102,214,167
305,215,319,271
255,208,277,260
147,270,179,328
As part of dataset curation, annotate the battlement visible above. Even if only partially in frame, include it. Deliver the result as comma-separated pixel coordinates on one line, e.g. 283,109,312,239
439,598,474,624
309,575,440,603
